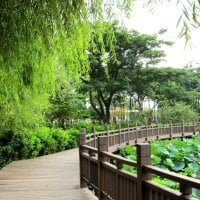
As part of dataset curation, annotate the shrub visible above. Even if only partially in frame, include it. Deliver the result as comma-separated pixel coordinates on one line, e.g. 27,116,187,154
95,124,105,132
74,121,92,133
0,130,14,146
158,103,199,124
24,129,42,158
51,128,69,151
0,145,12,168
36,127,60,155
0,126,80,169
66,128,79,148
9,132,30,160
128,110,151,127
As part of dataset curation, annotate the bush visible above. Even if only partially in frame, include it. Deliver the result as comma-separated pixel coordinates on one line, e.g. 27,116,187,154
0,126,81,169
25,130,42,158
36,127,57,155
0,145,12,168
51,128,69,151
0,131,38,167
0,130,15,146
158,103,199,124
74,121,93,133
128,110,152,127
10,132,30,159
95,124,105,132
66,128,79,148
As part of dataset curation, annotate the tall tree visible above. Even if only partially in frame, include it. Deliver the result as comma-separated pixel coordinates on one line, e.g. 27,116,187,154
0,0,134,129
128,66,200,110
82,22,169,123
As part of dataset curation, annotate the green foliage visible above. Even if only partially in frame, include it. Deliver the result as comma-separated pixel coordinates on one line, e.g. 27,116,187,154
0,120,109,169
127,110,155,126
95,124,106,132
74,121,93,134
151,137,200,198
151,137,200,176
147,67,200,109
118,136,200,198
83,21,168,123
126,66,200,112
36,127,61,155
65,128,80,149
73,121,105,133
0,130,42,167
0,0,134,130
46,84,91,127
158,102,199,123
0,126,80,169
153,176,179,190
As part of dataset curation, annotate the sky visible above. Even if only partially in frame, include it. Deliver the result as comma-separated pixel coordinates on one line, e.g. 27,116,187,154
119,1,200,68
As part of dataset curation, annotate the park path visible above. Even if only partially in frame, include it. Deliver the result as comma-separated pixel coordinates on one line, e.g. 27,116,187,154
0,148,97,200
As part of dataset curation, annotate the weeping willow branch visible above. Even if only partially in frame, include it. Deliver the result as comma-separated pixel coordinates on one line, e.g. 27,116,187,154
146,0,200,43
0,0,134,129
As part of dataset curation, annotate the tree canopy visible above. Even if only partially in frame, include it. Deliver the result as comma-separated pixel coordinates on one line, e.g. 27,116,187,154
1,0,199,129
82,22,170,123
0,0,134,129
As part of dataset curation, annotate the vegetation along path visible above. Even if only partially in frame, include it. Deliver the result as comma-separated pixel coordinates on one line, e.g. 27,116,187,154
0,148,96,200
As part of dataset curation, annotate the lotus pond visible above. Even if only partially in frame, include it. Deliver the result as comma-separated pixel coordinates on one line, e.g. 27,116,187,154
118,136,200,199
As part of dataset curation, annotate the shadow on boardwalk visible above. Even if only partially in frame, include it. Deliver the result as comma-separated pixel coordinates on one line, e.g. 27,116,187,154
0,148,96,200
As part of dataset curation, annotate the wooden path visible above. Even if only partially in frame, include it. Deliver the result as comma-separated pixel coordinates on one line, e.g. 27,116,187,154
0,148,97,200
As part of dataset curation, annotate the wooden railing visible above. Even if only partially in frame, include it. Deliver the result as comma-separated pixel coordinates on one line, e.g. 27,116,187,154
79,122,200,200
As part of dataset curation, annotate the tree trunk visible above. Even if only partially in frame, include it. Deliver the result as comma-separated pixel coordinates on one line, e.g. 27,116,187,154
138,99,143,111
104,104,110,124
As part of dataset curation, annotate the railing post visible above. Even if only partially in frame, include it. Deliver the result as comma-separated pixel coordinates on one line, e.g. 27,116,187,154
182,120,184,138
127,122,130,145
118,124,121,145
80,128,86,146
193,121,196,135
98,136,108,200
91,127,96,148
180,184,192,200
145,123,148,141
116,160,123,200
136,143,151,200
170,121,173,139
135,123,138,144
156,122,159,140
105,124,109,149
79,128,86,188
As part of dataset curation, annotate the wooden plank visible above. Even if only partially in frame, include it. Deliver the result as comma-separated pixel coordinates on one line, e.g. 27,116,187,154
0,149,97,200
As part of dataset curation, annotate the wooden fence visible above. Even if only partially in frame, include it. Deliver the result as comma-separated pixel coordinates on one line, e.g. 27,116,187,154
79,122,200,200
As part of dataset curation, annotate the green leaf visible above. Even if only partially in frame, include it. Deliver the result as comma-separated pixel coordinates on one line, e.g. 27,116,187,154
159,147,170,156
161,179,179,189
152,155,162,164
171,160,185,172
192,188,200,198
164,158,174,167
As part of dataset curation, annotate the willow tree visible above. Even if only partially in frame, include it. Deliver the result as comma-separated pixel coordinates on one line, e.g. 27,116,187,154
0,0,134,129
1,0,197,129
147,0,200,42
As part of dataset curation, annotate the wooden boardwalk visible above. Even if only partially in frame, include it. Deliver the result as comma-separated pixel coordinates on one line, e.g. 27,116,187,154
0,148,97,200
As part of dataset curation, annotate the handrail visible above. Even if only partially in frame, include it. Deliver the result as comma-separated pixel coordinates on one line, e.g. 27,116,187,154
80,145,98,153
85,122,198,139
86,125,148,139
101,151,137,167
144,165,200,189
79,121,200,200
